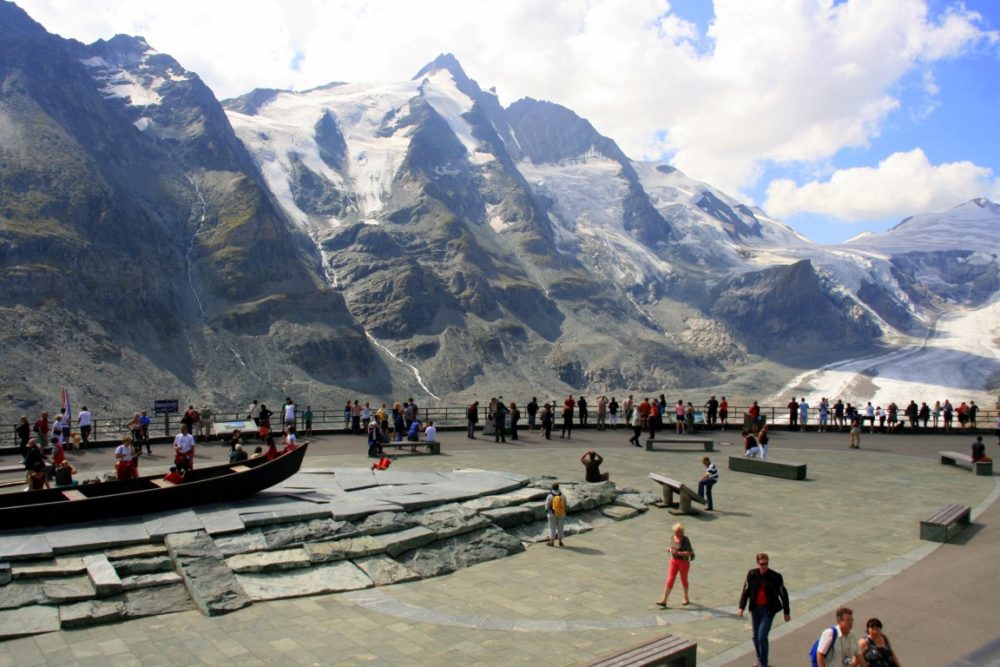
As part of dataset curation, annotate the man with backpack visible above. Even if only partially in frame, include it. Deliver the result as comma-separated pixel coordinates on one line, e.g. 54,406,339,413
812,606,863,666
545,482,567,547
738,552,790,667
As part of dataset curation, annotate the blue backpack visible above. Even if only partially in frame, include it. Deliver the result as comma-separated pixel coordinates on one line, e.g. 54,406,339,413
809,626,838,667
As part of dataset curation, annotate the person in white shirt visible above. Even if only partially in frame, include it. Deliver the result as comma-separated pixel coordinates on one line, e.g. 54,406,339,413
248,400,261,426
173,425,196,471
51,416,64,446
283,399,295,427
78,407,93,447
424,420,438,442
115,436,135,479
816,607,862,667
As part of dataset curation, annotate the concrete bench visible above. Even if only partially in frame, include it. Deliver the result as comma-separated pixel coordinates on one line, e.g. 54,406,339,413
728,455,807,480
920,503,971,542
648,472,705,515
645,438,714,452
386,440,440,455
580,632,696,667
939,451,992,476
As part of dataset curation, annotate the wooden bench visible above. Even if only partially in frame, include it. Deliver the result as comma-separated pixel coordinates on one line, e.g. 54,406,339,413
648,473,705,515
230,465,251,473
645,438,714,452
939,451,992,476
151,479,176,488
728,456,807,480
580,633,696,667
920,503,971,542
62,489,87,501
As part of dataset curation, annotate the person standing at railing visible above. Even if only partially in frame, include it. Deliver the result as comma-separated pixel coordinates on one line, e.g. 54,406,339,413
78,406,92,447
16,416,31,460
787,397,799,430
303,406,313,436
719,396,728,430
466,401,479,439
526,397,539,432
248,399,261,427
139,410,151,454
799,398,809,432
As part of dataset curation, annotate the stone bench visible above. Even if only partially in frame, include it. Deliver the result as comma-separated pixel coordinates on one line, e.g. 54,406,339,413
580,632,696,667
939,451,992,476
648,472,705,515
645,438,714,452
920,503,971,542
386,440,440,455
728,455,807,480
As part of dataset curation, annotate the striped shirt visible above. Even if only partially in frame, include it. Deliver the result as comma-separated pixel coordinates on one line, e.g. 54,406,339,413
705,462,719,481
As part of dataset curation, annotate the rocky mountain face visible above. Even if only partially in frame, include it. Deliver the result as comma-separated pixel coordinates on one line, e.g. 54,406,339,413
0,1,379,416
2,1,997,416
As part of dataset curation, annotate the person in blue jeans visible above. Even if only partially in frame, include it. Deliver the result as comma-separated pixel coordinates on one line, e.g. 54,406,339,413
697,457,718,510
738,553,790,667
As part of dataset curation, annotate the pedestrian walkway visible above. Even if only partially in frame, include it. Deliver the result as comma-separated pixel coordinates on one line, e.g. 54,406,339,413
0,427,996,666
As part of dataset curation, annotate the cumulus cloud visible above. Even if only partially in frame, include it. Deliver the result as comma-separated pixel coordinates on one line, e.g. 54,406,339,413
764,149,1000,221
17,0,999,199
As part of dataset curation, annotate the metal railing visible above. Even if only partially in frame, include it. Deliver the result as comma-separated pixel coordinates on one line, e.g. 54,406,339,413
8,402,997,447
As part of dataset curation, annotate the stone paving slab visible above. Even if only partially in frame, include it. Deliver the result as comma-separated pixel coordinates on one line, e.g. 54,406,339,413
41,575,96,603
11,557,87,579
226,548,311,573
120,571,183,590
0,604,60,639
353,554,422,586
213,528,268,556
105,544,169,560
194,507,247,536
58,598,124,629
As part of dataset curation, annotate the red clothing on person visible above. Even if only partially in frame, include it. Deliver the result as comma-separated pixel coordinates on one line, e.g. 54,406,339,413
164,471,184,484
754,581,768,607
52,443,65,465
281,442,298,455
265,444,278,461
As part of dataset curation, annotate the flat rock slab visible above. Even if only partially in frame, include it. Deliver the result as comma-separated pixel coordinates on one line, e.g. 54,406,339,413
261,518,349,549
304,536,384,563
373,526,437,558
0,581,47,609
12,557,87,579
194,507,246,536
613,493,655,511
123,583,195,618
352,511,418,536
412,504,492,539
329,469,378,491
481,506,536,528
237,561,373,601
397,526,525,578
113,555,174,576
240,507,334,528
0,532,52,561
278,473,345,490
42,575,96,603
213,529,268,557
328,498,404,521
165,531,251,616
84,554,123,597
226,548,311,573
372,471,450,485
600,505,640,520
45,521,149,554
564,481,618,512
121,572,183,590
0,604,60,639
461,487,549,511
143,510,204,541
353,554,422,586
59,598,124,629
106,544,168,560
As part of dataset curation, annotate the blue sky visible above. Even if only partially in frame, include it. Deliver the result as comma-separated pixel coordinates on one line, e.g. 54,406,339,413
18,0,1000,244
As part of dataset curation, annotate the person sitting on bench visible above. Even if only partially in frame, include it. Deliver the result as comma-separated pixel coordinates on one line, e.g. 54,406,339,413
424,420,438,442
581,450,609,482
163,466,185,484
406,419,423,442
367,421,384,458
972,435,992,463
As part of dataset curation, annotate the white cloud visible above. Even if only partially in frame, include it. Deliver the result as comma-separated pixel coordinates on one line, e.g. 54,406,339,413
763,148,1000,221
16,0,999,198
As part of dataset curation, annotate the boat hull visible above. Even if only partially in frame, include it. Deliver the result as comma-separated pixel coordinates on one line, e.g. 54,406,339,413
0,443,308,531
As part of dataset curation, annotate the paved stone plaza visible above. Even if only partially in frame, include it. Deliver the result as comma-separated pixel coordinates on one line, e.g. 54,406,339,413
1,427,997,666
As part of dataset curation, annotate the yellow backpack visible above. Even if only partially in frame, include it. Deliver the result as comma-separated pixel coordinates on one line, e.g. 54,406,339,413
551,492,566,517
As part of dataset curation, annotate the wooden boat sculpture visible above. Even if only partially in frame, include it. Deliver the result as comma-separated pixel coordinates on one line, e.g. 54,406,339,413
0,442,308,530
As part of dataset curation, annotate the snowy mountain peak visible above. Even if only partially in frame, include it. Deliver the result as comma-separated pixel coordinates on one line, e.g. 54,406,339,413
412,53,480,99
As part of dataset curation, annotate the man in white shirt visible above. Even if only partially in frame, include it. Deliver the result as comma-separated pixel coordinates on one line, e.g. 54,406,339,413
248,400,261,426
424,420,438,442
816,606,862,667
51,416,65,446
78,407,92,447
283,399,295,427
174,424,196,471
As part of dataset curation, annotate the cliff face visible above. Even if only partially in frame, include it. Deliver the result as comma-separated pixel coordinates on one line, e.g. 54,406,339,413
0,2,379,414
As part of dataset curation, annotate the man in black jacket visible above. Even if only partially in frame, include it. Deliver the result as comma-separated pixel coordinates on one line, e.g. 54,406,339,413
738,552,791,667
